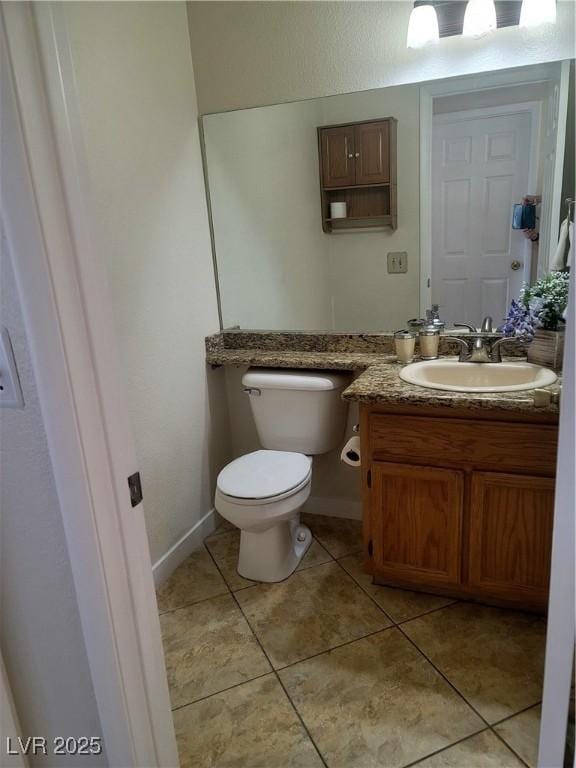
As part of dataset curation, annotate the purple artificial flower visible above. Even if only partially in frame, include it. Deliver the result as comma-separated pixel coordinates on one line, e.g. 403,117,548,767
500,299,537,339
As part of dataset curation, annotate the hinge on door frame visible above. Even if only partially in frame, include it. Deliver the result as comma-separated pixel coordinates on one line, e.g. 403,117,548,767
128,472,143,508
367,469,372,489
368,540,373,558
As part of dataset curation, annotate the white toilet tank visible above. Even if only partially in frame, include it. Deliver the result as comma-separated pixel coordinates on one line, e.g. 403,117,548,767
242,368,351,454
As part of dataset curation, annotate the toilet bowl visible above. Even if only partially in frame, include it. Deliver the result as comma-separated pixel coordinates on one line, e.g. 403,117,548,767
215,368,350,583
215,450,313,582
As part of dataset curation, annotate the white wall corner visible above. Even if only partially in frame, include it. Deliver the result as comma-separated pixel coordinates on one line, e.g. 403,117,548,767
303,495,362,521
152,508,218,587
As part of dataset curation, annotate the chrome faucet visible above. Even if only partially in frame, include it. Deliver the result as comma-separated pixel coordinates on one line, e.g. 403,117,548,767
452,318,508,363
451,335,509,363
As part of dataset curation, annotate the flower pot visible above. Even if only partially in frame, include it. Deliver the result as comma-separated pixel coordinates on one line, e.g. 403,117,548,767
527,329,565,370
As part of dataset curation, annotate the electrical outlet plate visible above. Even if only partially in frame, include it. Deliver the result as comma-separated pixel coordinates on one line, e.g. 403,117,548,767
0,327,24,408
387,251,408,274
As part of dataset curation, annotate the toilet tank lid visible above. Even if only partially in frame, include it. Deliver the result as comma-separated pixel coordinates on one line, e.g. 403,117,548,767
242,368,350,391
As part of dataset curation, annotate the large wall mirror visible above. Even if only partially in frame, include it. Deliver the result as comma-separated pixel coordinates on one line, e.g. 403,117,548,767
202,60,574,332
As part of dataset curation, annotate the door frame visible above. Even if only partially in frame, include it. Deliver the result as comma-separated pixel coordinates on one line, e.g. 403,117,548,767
420,61,570,316
429,100,541,323
538,263,575,768
1,4,178,766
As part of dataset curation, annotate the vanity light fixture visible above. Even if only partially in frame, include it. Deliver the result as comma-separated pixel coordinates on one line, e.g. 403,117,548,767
406,1,440,49
463,0,497,37
519,0,557,28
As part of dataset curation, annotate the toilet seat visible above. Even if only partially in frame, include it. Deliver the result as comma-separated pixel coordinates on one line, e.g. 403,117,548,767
216,450,312,501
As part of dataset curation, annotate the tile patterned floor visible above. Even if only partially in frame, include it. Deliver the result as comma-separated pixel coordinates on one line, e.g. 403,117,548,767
157,514,546,768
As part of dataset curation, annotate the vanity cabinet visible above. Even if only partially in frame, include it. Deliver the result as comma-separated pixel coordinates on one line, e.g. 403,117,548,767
318,118,397,232
361,406,558,613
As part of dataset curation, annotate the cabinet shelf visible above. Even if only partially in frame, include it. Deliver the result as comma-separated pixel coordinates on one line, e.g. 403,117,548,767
324,215,395,229
322,182,392,192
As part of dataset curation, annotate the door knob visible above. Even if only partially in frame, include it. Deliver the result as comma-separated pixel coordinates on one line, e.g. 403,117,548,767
510,260,522,271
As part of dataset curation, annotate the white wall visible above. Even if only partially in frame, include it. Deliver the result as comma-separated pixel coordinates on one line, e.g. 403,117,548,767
204,100,333,330
0,225,105,767
188,1,575,115
63,2,229,563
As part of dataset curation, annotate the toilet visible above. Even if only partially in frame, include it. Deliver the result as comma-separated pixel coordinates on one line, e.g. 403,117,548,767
215,368,350,582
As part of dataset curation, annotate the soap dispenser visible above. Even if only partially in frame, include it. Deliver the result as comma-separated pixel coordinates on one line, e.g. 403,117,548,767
419,305,444,360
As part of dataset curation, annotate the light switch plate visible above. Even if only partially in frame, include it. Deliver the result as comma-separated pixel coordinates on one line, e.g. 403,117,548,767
387,252,408,274
0,327,24,408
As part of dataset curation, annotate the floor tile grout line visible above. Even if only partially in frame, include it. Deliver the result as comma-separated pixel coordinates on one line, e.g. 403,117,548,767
332,556,397,625
397,614,545,751
273,625,397,673
227,586,330,767
169,670,274,713
333,553,544,752
395,601,460,627
272,672,329,768
332,555,462,629
488,724,532,768
489,699,542,727
400,725,491,768
203,536,329,767
395,622,493,729
343,565,542,767
157,587,232,617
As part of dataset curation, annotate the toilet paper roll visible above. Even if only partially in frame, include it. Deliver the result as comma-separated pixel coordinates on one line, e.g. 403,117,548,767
330,201,347,219
340,435,361,468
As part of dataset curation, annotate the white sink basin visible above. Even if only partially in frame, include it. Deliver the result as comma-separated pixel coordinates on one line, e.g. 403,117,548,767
399,360,557,393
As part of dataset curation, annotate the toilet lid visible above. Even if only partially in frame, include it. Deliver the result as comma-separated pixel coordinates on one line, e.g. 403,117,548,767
217,450,312,500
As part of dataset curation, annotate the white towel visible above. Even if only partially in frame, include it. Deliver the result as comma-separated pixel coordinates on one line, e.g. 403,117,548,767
551,216,570,271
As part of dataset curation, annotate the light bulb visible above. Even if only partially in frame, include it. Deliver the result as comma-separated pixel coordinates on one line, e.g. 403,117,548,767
520,0,557,27
463,0,497,38
406,3,440,49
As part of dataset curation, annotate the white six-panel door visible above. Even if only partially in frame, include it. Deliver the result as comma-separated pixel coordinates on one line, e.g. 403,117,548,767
432,107,536,328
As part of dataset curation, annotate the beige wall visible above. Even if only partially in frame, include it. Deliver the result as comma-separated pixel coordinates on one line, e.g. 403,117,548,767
204,99,333,330
188,1,575,115
203,82,421,332
64,1,229,563
320,85,420,330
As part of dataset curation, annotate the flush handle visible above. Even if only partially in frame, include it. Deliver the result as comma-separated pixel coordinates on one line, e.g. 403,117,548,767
243,387,261,396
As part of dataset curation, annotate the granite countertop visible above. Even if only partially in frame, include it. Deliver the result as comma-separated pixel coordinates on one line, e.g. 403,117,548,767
342,361,561,414
206,331,559,415
205,346,397,370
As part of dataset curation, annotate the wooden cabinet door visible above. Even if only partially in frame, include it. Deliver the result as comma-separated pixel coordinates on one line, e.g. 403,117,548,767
320,126,356,188
469,472,554,608
355,121,390,185
371,462,464,588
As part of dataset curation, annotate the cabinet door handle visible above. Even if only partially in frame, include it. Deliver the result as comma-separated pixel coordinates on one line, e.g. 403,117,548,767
355,152,360,158
348,153,354,158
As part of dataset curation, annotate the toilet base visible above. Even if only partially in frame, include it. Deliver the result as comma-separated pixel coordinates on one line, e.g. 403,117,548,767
237,519,312,583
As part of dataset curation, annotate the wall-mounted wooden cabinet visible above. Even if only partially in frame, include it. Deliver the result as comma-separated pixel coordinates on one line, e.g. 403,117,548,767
318,118,397,232
361,405,558,613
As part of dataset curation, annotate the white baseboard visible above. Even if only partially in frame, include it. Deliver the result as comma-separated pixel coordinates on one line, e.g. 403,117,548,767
303,495,362,521
152,508,217,588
